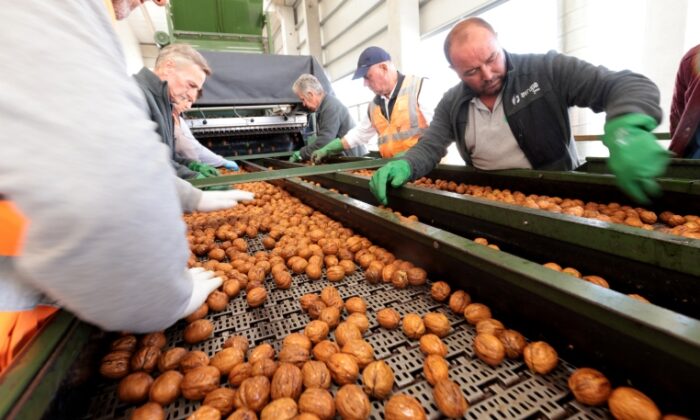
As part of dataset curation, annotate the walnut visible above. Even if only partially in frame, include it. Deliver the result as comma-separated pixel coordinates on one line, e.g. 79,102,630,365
203,387,237,416
322,241,339,256
184,319,214,344
628,294,650,303
312,340,340,363
341,339,375,368
419,334,448,357
362,360,394,400
223,335,249,353
406,267,427,286
158,347,188,372
149,370,183,405
307,300,327,320
251,358,278,379
323,255,339,268
248,343,275,364
376,308,401,330
335,384,371,420
186,404,221,420
320,286,343,310
111,335,138,352
210,348,245,375
523,341,558,374
344,296,367,314
260,397,298,420
181,365,220,400
423,312,451,337
318,306,341,329
433,379,468,418
117,372,153,403
180,350,209,373
100,350,131,379
608,387,661,420
246,286,267,308
568,368,611,406
384,394,427,420
305,320,330,344
271,362,303,400
327,353,359,385
290,258,308,274
283,333,312,352
298,387,336,420
430,281,451,301
228,362,252,386
338,259,356,275
185,303,209,323
474,333,505,366
423,354,449,385
390,270,409,289
227,408,257,420
306,264,323,280
382,264,398,283
130,346,161,373
357,252,376,269
476,319,505,337
334,322,362,347
131,402,164,420
207,290,229,312
345,312,369,334
274,271,293,289
364,261,383,284
278,344,309,368
302,360,332,389
499,329,527,359
247,266,266,284
464,303,492,325
402,313,425,340
299,294,320,312
238,375,271,412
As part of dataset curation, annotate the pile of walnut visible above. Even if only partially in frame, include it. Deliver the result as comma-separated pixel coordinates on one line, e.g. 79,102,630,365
217,168,249,176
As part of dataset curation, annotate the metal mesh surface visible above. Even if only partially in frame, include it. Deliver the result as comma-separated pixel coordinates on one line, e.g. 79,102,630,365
84,233,610,420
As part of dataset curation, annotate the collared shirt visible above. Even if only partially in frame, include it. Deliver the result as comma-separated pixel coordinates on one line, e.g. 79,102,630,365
464,93,532,170
344,77,441,149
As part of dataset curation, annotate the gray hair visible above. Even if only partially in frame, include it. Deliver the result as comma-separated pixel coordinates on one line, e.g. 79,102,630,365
293,74,325,96
155,43,212,75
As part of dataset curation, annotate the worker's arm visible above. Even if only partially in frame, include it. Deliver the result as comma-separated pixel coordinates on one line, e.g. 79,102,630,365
299,99,345,161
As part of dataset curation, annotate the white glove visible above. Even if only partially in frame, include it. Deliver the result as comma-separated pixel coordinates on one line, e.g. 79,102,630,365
180,267,223,319
196,190,255,212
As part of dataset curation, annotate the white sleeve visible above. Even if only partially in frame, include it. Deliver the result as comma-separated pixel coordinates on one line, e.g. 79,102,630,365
0,0,193,333
343,108,378,149
417,77,443,125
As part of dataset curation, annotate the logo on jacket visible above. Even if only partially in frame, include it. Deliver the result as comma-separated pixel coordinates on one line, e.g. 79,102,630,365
512,82,541,105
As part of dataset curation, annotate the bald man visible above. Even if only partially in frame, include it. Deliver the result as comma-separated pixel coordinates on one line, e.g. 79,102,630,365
370,17,668,205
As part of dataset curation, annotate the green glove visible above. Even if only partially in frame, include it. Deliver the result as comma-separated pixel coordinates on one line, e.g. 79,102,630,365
311,138,344,164
602,113,670,204
369,159,412,205
188,161,220,177
289,151,302,162
194,173,206,180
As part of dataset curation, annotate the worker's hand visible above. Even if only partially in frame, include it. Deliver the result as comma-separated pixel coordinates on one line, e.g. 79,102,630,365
223,160,239,171
311,138,344,164
289,151,303,162
180,268,223,319
188,161,220,177
602,113,670,204
196,189,255,212
369,159,412,205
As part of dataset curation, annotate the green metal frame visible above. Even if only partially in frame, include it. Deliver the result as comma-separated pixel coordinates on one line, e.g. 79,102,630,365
579,157,700,180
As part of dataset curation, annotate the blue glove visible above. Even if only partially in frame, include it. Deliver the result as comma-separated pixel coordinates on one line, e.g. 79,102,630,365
223,160,239,171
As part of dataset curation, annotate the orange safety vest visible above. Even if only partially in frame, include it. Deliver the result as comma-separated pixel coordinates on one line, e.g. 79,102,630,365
369,74,429,158
0,199,58,373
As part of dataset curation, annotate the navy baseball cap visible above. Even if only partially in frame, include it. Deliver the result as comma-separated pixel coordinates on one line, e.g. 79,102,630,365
352,46,391,79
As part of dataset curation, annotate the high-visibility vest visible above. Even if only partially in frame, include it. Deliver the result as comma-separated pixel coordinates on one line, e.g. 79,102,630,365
369,74,429,158
0,199,58,373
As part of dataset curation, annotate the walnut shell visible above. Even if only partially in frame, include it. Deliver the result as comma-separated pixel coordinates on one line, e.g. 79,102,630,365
131,402,164,420
251,358,278,379
149,370,183,405
318,306,341,330
301,360,332,389
327,353,359,385
376,308,401,330
608,387,661,420
523,341,558,374
130,346,161,373
305,320,330,344
499,329,527,359
111,335,138,352
247,266,266,284
186,404,221,420
181,365,220,400
247,286,267,308
583,275,610,288
362,360,394,400
344,296,367,314
100,350,131,379
568,367,612,406
384,394,427,420
203,387,237,416
271,362,303,400
430,281,451,301
283,333,312,352
238,375,271,412
298,387,336,420
464,303,492,325
249,343,275,364
184,319,214,344
419,334,448,357
341,339,375,369
227,408,257,420
223,335,249,353
312,340,340,363
423,354,449,385
320,286,344,311
323,255,339,268
210,348,245,375
228,362,252,386
185,303,209,323
406,267,427,286
260,397,298,420
278,344,309,368
326,265,345,282
433,379,468,418
158,347,188,372
345,313,370,334
448,290,471,314
299,294,320,312
423,312,451,338
402,313,425,340
338,259,356,275
274,271,293,289
390,270,409,289
117,372,153,403
334,322,362,347
476,319,505,337
335,384,371,420
364,263,383,284
381,264,398,283
180,350,210,373
307,300,327,320
207,290,229,312
474,333,505,366
306,264,323,280
290,258,308,274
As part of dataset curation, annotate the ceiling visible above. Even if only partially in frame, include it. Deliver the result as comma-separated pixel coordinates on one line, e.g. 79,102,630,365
125,2,170,45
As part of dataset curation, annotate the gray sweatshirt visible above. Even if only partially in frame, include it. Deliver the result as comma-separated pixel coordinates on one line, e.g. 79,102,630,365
0,0,200,332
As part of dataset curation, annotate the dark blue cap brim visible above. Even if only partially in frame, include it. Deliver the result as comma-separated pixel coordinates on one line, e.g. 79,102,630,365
352,65,370,80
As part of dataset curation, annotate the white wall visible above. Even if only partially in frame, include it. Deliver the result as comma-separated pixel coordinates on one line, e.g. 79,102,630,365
113,19,145,73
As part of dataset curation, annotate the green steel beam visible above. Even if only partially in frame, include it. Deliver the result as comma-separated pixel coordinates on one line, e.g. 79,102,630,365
229,151,293,161
579,157,700,180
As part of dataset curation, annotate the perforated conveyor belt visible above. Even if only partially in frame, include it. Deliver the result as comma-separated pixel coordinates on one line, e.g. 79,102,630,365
83,234,609,420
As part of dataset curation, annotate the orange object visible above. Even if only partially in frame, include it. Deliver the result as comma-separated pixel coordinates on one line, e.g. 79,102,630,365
0,199,58,373
369,75,429,158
